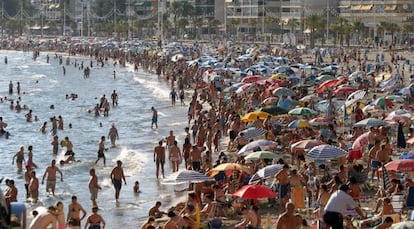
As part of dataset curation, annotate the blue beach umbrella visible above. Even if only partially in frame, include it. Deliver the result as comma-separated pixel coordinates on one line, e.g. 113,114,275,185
307,145,348,160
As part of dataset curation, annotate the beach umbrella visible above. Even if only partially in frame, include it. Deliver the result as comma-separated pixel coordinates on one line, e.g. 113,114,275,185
384,114,411,123
292,82,311,89
162,170,214,184
372,97,394,108
321,65,338,72
238,140,278,156
271,73,288,80
333,87,357,97
241,75,263,83
354,118,388,127
352,132,369,150
307,145,348,160
299,94,319,103
309,117,332,126
314,99,341,112
316,79,339,93
385,95,405,103
235,83,252,94
259,105,288,115
287,119,310,128
345,90,366,107
244,151,281,161
399,152,414,159
241,111,271,122
233,184,276,199
223,82,245,93
389,109,411,116
272,87,295,97
171,53,185,62
261,97,278,106
390,221,414,229
333,76,348,87
209,163,251,175
249,164,284,183
239,127,268,140
384,159,414,172
290,139,324,151
288,107,318,116
316,74,334,82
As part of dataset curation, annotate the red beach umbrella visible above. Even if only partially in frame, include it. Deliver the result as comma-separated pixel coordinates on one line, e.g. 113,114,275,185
241,75,263,83
316,79,339,93
233,184,276,199
333,76,348,87
384,159,414,172
333,87,357,97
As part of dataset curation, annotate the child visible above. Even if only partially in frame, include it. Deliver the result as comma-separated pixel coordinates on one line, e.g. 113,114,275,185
133,181,140,193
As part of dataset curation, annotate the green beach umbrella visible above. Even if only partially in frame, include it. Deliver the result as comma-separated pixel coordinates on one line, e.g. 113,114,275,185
259,105,287,115
288,107,318,116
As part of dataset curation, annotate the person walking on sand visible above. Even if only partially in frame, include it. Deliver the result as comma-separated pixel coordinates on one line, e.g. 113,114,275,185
151,107,158,129
154,140,166,179
108,123,119,148
66,195,87,228
110,160,126,202
95,136,107,166
88,168,102,207
41,159,63,195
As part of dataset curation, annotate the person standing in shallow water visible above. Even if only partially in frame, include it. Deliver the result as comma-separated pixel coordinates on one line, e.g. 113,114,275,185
154,140,166,179
110,160,126,202
108,123,119,147
95,136,107,166
151,107,158,129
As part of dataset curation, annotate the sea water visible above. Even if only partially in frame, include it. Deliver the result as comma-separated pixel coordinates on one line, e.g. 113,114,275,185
0,50,188,227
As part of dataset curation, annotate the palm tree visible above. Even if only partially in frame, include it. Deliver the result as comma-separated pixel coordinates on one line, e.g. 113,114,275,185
352,21,368,45
305,14,325,48
207,17,220,40
330,17,348,46
229,18,241,39
287,18,299,35
264,16,279,34
177,18,189,39
192,17,203,39
169,0,194,38
400,24,414,44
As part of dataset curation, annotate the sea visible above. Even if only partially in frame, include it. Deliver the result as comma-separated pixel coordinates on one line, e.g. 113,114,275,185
0,50,189,227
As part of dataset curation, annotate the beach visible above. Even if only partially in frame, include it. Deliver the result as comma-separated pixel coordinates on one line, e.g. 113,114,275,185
0,41,413,229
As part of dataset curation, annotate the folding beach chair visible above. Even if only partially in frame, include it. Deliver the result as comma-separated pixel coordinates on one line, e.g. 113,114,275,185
391,194,405,214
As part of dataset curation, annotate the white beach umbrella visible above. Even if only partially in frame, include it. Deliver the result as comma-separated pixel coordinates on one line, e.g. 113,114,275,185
162,170,214,184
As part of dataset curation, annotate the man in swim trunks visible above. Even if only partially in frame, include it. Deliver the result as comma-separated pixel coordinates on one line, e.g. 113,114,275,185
154,140,166,179
169,140,182,172
275,164,290,208
88,168,102,207
107,123,119,147
151,107,158,129
66,196,86,228
95,136,107,166
12,146,25,172
64,136,74,156
110,160,126,201
41,159,63,195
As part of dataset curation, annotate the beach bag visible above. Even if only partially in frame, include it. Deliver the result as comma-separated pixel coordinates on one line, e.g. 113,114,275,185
208,217,222,228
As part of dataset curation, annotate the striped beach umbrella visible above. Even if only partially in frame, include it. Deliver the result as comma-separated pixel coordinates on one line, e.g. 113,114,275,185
239,127,268,140
290,139,325,151
272,87,295,96
249,164,284,183
162,170,214,184
238,140,278,156
287,119,311,128
345,90,366,107
354,118,388,127
288,107,318,116
307,145,348,160
309,117,332,126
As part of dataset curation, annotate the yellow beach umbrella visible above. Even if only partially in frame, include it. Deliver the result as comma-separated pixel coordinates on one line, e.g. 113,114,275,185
208,163,251,176
241,111,271,122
